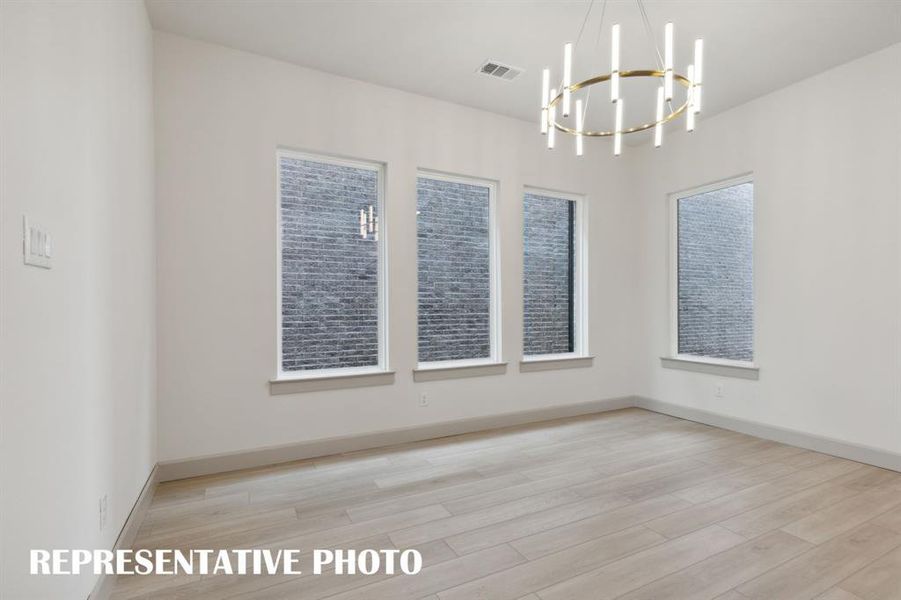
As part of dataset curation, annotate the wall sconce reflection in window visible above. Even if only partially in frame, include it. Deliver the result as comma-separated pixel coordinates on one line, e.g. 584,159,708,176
359,205,378,240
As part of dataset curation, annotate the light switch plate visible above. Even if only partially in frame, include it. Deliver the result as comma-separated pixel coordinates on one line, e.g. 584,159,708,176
23,216,52,269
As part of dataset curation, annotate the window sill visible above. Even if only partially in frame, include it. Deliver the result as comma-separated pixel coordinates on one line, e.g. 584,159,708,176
413,361,507,382
660,356,759,380
520,355,594,373
269,369,395,395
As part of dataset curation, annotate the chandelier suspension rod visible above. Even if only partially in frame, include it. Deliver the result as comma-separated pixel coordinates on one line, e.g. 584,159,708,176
555,0,597,92
636,0,664,71
579,0,608,129
573,0,597,50
552,0,598,112
636,0,675,114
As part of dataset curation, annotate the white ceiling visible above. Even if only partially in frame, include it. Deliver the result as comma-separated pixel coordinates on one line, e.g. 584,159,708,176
146,0,901,131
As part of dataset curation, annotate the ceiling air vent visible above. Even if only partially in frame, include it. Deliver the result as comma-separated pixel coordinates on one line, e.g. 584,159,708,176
477,60,523,81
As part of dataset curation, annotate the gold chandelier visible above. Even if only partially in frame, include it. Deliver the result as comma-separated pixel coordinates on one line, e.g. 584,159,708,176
541,0,704,156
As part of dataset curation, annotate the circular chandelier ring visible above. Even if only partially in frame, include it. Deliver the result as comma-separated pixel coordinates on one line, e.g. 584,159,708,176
549,70,692,137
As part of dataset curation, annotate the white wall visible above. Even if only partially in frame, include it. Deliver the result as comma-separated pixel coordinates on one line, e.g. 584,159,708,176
153,32,641,463
1,18,897,599
0,1,156,598
632,43,901,455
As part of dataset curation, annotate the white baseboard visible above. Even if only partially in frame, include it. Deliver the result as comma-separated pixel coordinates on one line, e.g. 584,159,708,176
159,395,901,482
75,396,901,600
88,465,159,600
157,396,636,481
84,394,899,599
635,396,901,473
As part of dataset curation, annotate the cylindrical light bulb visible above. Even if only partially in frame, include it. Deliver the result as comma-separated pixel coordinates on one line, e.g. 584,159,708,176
562,43,572,117
575,98,584,156
686,64,696,132
541,68,550,106
664,22,674,101
360,209,367,239
614,98,623,156
654,86,664,147
693,39,704,84
611,24,620,103
540,68,550,133
693,39,703,114
548,88,557,149
611,24,621,71
664,22,673,71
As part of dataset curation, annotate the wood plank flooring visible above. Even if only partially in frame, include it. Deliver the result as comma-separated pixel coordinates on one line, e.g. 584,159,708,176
108,408,901,600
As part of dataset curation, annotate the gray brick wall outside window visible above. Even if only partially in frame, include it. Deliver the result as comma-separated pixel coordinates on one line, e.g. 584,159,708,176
279,155,380,372
417,176,491,363
523,192,575,356
677,181,754,362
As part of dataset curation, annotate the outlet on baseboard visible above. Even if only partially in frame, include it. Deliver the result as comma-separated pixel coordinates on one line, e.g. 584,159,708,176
714,383,724,399
418,392,429,407
99,494,108,531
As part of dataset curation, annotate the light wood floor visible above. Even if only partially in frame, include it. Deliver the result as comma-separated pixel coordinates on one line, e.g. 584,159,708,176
109,408,901,600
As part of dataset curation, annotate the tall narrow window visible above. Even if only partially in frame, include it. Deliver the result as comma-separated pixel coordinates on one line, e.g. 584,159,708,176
277,151,385,375
523,190,585,357
417,173,497,365
674,178,754,363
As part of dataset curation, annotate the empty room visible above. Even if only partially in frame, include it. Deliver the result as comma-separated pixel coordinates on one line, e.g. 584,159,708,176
3,0,901,598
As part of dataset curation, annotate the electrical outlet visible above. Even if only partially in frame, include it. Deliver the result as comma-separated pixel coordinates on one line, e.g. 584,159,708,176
99,494,108,531
714,383,724,399
23,216,52,269
418,392,429,407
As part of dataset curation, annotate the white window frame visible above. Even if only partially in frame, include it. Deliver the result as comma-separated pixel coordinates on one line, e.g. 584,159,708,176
274,148,389,381
521,186,589,362
667,173,756,370
415,170,501,370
